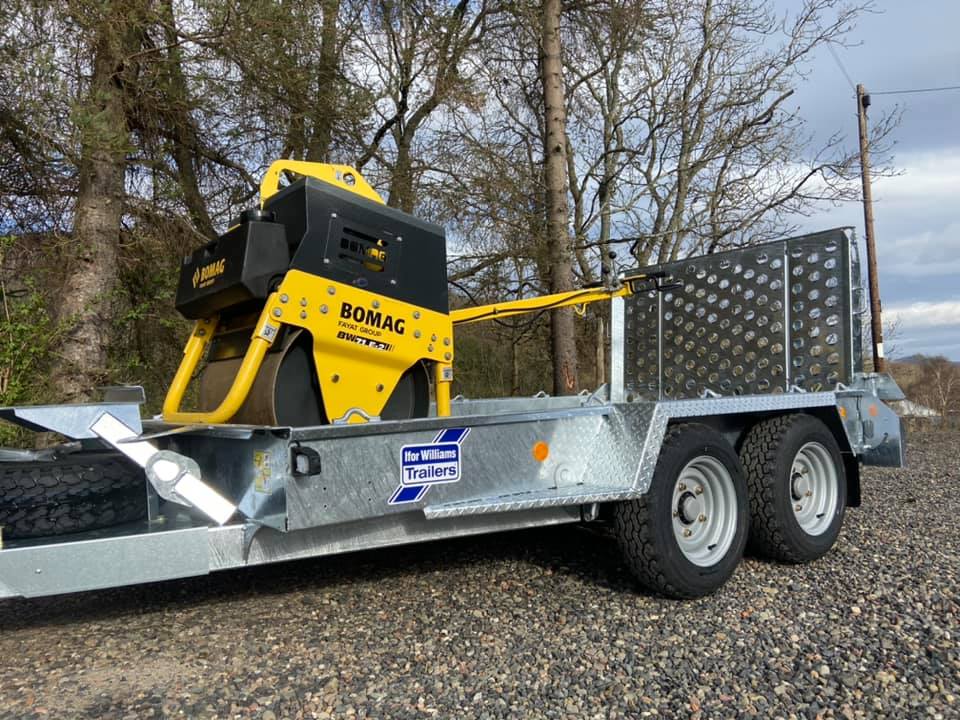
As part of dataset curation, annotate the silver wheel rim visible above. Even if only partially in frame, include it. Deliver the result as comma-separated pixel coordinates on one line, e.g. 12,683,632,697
790,442,838,536
671,455,738,567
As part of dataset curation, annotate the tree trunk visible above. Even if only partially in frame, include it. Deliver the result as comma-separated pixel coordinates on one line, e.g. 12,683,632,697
160,0,215,240
53,16,132,402
307,0,341,162
511,335,521,395
388,130,417,214
540,0,577,395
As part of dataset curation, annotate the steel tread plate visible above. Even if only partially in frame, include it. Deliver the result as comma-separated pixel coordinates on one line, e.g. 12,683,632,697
423,485,637,519
657,391,838,417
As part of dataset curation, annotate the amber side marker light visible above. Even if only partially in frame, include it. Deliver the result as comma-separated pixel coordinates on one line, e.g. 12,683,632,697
532,441,549,462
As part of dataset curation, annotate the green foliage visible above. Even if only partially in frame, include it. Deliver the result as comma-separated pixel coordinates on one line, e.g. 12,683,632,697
453,319,556,399
0,236,60,444
0,279,55,404
105,223,196,416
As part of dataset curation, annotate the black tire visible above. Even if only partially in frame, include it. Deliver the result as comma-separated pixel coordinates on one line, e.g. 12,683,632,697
0,452,147,540
614,423,749,599
739,414,846,563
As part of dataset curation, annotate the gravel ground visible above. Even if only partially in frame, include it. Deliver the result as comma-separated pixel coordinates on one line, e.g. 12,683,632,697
0,432,957,720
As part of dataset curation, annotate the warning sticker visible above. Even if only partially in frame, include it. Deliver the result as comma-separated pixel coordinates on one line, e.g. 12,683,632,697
253,450,271,493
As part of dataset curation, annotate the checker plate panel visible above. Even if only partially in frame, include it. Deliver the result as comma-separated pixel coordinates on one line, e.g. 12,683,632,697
624,229,860,400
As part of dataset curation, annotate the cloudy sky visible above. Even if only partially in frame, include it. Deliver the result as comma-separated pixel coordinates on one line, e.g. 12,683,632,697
775,0,960,359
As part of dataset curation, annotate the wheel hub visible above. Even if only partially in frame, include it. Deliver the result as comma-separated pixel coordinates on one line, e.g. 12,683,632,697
790,442,839,536
678,492,702,524
671,456,737,567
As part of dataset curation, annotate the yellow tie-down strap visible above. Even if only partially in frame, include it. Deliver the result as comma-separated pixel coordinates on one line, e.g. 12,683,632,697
270,270,453,423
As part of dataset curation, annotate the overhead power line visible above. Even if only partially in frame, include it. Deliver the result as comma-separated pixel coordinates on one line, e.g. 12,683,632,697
871,84,960,96
824,41,856,92
814,20,959,99
813,15,856,92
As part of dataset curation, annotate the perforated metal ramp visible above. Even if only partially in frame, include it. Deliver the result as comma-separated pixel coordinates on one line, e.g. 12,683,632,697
624,228,860,399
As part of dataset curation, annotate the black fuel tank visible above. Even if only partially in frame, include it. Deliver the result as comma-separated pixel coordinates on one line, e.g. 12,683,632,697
174,217,289,320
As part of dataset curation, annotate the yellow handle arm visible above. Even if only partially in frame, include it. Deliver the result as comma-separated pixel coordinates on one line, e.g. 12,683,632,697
259,160,384,206
450,285,633,326
162,302,280,425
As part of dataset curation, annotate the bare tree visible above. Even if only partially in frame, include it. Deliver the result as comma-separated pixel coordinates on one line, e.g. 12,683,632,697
564,0,655,282
351,0,499,214
540,0,578,394
622,0,898,263
861,314,901,370
912,356,960,420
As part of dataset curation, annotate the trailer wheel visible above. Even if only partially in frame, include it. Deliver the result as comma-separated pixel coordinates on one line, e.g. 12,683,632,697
739,414,846,563
0,452,146,540
614,423,748,599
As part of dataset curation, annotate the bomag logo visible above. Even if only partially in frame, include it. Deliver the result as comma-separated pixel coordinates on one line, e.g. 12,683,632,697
340,301,405,335
192,259,227,289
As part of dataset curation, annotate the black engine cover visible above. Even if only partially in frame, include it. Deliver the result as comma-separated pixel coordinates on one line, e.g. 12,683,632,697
265,178,449,315
175,176,449,321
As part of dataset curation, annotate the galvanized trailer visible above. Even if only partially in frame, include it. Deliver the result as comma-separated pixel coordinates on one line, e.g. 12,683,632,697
0,228,905,599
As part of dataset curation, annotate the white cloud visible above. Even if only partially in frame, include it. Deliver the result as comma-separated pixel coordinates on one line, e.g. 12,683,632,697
872,147,960,205
790,147,960,276
809,146,960,279
884,300,960,329
881,220,960,276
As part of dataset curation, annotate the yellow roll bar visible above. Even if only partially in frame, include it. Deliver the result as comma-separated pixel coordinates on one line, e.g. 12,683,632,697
259,160,384,207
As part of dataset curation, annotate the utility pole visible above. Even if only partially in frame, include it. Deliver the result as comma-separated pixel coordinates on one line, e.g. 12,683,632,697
856,83,885,372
